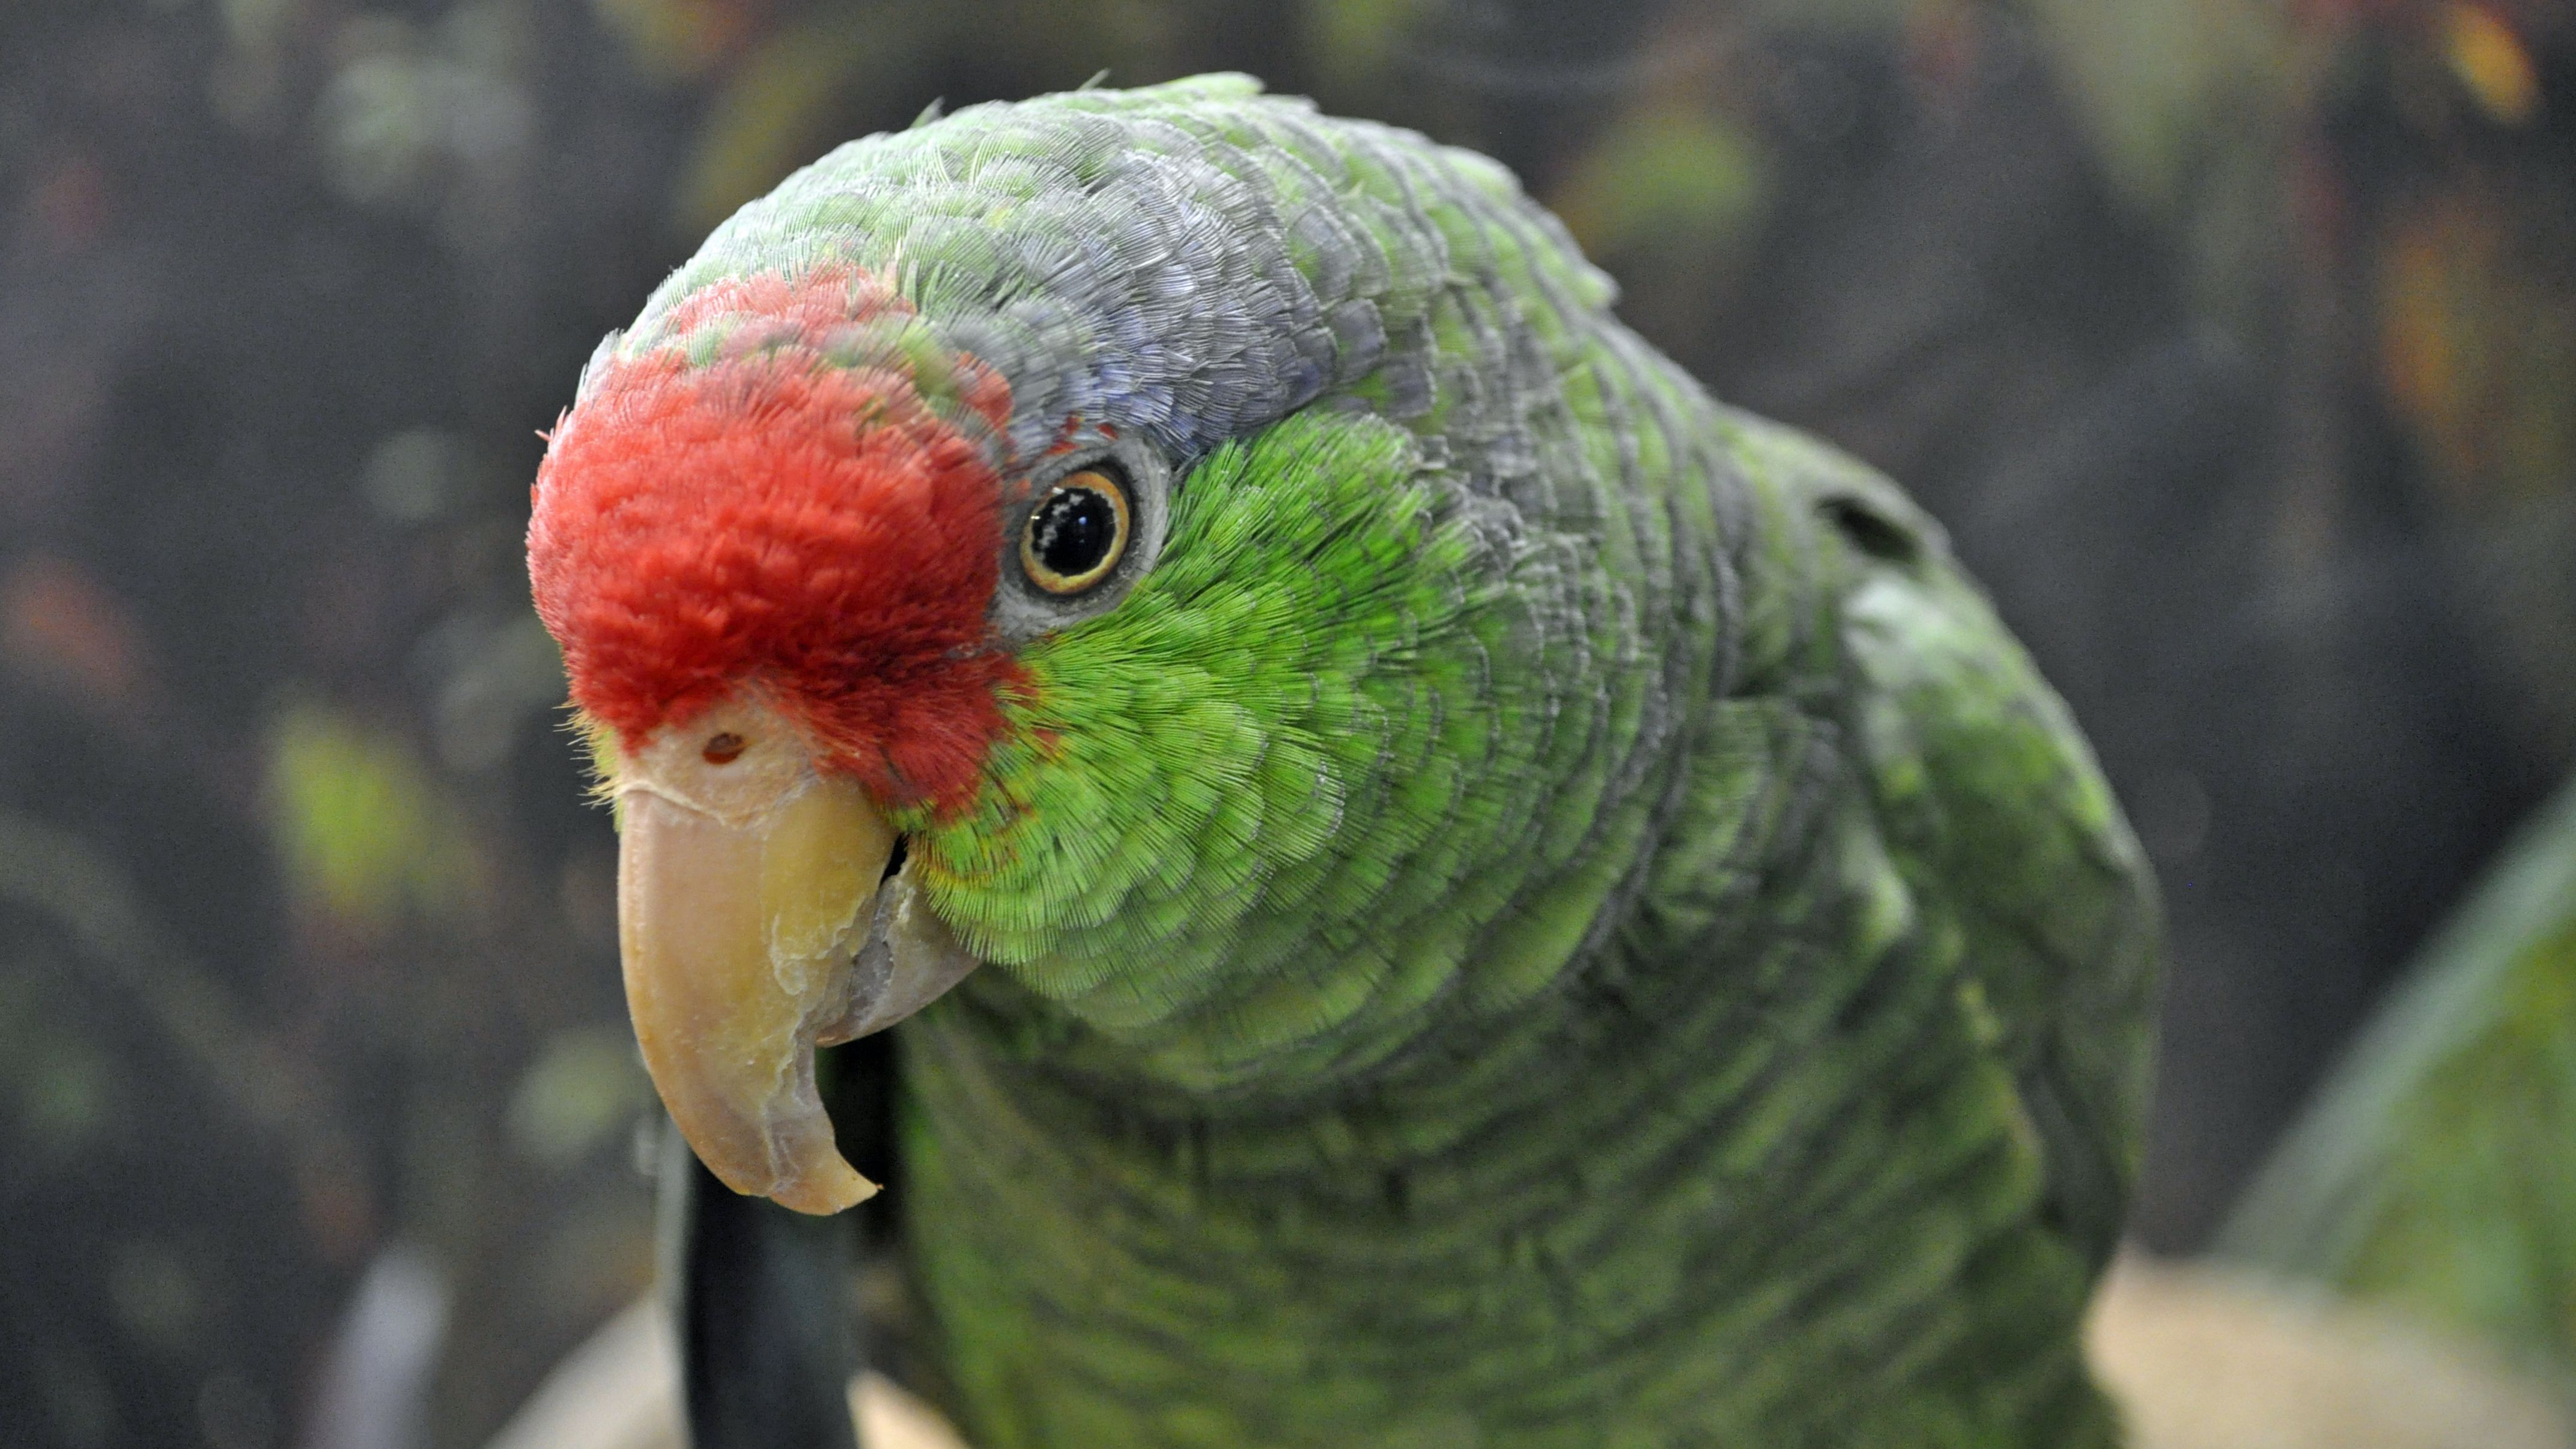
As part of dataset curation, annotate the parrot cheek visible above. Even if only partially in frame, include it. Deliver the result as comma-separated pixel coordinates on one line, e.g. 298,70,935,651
610,700,978,1216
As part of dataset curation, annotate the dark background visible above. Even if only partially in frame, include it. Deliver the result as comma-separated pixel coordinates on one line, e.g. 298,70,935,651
3,1,2571,1445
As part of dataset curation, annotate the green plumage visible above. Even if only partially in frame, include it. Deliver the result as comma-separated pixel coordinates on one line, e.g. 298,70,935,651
624,76,2160,1447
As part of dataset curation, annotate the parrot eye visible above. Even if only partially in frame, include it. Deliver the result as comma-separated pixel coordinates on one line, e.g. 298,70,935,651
1019,467,1131,595
989,439,1167,640
701,732,746,765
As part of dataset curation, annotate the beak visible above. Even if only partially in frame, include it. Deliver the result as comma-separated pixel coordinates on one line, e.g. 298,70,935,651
612,705,977,1215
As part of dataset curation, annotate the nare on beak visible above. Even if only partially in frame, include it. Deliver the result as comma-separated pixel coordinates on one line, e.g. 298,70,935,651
612,697,977,1214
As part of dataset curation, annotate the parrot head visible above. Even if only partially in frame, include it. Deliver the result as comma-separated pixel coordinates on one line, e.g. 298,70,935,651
527,78,1642,1217
532,267,1045,1213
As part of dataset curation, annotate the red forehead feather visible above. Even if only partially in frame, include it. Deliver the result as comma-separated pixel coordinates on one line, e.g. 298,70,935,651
527,272,1019,811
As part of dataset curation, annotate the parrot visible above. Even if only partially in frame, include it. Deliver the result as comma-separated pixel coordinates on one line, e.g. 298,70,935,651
524,73,2160,1449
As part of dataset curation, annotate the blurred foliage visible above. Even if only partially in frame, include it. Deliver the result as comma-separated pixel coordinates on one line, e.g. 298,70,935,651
2224,772,2576,1388
505,1023,652,1173
2375,180,2576,756
0,0,2570,1446
267,700,482,935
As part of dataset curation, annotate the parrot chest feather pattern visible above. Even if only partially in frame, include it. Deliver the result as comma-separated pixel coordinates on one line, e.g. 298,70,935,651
529,73,2157,1449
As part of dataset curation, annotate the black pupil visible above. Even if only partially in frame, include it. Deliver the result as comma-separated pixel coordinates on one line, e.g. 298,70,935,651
1031,488,1117,577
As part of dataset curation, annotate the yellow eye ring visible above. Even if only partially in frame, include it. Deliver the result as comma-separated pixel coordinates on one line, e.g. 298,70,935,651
1019,468,1132,595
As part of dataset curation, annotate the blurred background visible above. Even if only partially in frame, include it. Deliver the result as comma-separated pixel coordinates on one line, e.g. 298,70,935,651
1,1,2571,1445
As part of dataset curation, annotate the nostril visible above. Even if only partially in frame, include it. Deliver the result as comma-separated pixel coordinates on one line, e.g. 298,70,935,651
701,732,746,765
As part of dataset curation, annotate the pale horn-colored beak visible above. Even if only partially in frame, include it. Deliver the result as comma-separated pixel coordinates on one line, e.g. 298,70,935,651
610,699,976,1215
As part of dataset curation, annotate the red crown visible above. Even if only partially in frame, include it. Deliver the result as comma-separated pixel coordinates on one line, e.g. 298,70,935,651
527,267,1021,812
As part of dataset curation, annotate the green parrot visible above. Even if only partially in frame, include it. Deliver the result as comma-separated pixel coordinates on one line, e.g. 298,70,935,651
525,74,2160,1449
